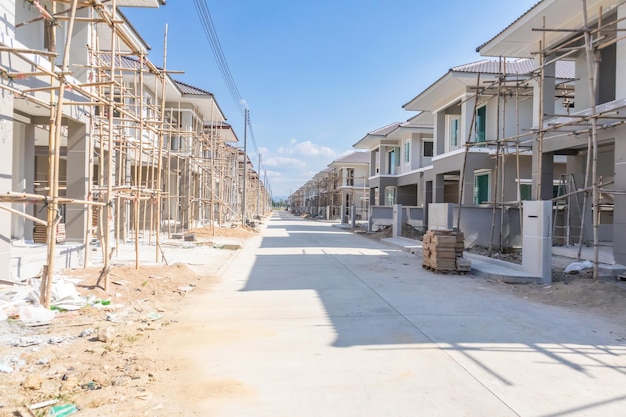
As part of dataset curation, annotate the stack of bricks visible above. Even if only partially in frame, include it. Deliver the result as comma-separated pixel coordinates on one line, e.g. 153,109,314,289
33,223,66,244
422,229,470,273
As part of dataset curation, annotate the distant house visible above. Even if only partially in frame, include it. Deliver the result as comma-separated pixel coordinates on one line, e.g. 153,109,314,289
353,113,433,208
327,151,369,223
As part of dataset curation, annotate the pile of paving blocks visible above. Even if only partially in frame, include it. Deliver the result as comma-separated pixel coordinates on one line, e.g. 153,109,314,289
422,229,471,273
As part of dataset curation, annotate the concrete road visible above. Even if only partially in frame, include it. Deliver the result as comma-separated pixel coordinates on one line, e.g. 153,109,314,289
165,211,626,416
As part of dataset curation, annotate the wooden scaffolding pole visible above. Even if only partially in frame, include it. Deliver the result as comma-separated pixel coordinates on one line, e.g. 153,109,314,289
41,0,79,308
581,0,601,280
101,0,118,292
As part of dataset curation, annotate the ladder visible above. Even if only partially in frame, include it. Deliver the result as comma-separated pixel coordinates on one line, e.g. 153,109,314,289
552,174,583,246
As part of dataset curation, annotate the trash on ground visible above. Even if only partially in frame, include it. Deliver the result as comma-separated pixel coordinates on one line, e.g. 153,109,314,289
29,399,59,410
47,403,78,417
79,328,94,338
145,311,162,321
564,260,593,274
18,305,56,325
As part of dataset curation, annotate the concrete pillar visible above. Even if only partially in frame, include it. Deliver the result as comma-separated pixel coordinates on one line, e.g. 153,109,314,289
392,204,402,238
532,151,554,200
460,94,476,144
65,122,89,242
433,174,445,203
340,191,347,223
574,52,592,111
532,57,556,128
522,200,552,284
0,6,15,278
351,203,356,228
0,97,13,278
614,133,626,265
434,111,445,155
24,125,35,242
10,124,35,241
616,5,626,99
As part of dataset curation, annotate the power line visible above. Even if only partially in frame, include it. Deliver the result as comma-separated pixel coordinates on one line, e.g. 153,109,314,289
193,0,245,116
192,0,267,193
193,0,259,154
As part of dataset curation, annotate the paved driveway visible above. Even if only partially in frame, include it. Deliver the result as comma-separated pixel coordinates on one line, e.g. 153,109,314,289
170,211,626,416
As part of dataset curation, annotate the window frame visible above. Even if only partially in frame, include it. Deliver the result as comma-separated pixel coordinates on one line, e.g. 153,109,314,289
476,106,487,143
473,170,491,204
445,115,460,152
423,141,434,158
404,140,411,164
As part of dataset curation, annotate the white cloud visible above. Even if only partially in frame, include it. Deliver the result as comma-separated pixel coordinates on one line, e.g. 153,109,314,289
260,138,343,197
263,156,306,170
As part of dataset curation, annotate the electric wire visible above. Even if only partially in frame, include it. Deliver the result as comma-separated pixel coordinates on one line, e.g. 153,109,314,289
192,0,267,192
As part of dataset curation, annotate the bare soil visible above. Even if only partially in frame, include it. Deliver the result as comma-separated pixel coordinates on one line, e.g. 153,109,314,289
0,262,215,416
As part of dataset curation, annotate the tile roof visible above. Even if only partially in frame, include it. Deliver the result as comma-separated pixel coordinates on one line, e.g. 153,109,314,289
97,55,213,95
450,58,574,79
174,79,213,96
331,151,369,165
368,121,433,137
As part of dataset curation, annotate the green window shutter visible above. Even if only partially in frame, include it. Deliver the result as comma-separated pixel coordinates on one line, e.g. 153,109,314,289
474,173,489,204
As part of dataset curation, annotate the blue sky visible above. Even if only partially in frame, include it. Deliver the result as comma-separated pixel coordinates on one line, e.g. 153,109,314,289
123,0,539,199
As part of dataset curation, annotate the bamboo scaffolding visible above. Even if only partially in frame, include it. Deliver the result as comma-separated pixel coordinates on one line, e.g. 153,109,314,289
1,0,269,296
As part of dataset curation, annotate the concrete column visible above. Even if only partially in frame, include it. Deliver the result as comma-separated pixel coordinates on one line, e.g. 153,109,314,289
24,125,35,242
614,133,626,265
616,5,626,99
65,122,89,242
531,151,554,200
0,98,13,278
433,173,445,203
9,124,35,241
434,111,445,155
368,187,376,207
574,52,592,111
460,94,476,144
350,204,356,228
522,200,552,284
11,123,27,240
0,8,15,278
392,204,402,238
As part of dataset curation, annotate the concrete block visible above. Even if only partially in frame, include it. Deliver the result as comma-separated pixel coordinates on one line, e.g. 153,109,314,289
428,203,453,230
522,236,552,284
522,201,552,238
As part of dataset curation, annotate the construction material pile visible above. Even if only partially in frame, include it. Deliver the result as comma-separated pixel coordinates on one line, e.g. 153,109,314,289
422,229,471,273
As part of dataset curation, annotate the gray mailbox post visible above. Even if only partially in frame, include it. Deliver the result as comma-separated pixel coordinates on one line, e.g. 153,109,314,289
522,201,553,284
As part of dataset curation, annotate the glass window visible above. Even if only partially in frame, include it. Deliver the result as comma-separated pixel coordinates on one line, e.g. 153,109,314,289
346,168,354,186
450,117,459,148
473,171,490,204
476,106,486,143
423,141,434,157
404,141,410,164
385,187,396,205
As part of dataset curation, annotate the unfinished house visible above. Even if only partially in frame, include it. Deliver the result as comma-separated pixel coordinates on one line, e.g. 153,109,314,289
0,1,269,301
353,113,434,207
351,113,433,232
402,58,573,247
477,0,626,272
327,151,369,223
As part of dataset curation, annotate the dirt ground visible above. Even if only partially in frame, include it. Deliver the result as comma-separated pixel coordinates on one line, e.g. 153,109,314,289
2,222,626,415
0,226,252,417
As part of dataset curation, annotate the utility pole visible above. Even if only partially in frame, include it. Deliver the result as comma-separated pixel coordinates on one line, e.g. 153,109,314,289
242,108,248,225
257,153,261,217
